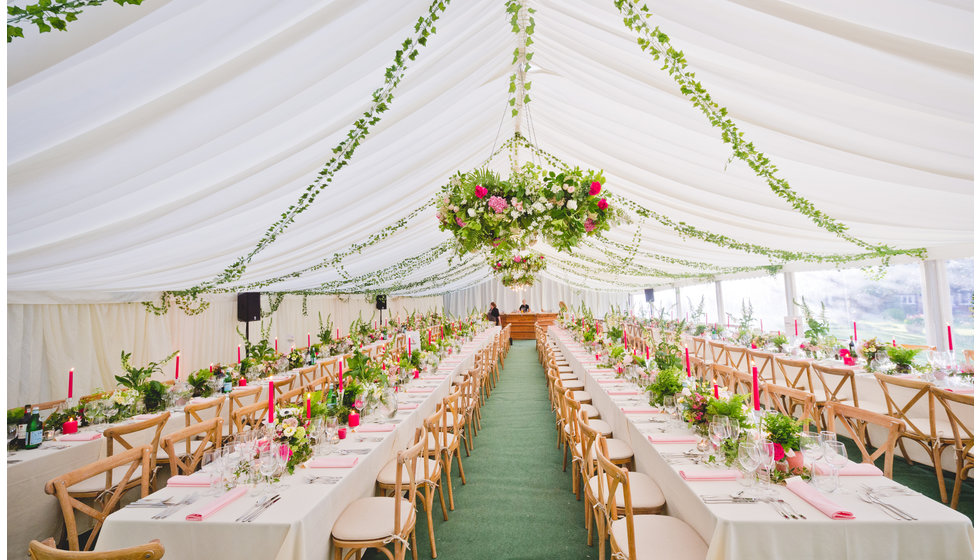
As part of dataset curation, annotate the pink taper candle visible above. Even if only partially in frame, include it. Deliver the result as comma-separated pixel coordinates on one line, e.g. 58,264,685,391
338,360,344,391
685,348,691,377
175,353,180,380
892,339,896,347
68,368,73,399
237,345,241,364
408,338,412,355
794,319,798,336
306,394,311,419
275,337,278,352
751,366,760,411
947,325,954,351
308,333,311,347
713,382,720,399
268,381,274,424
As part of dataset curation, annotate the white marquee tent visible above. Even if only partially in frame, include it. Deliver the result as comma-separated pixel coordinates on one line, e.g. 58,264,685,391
6,0,973,405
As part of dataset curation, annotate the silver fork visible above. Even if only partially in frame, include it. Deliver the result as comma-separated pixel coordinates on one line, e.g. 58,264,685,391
762,498,790,519
775,499,805,519
152,492,199,519
860,488,916,520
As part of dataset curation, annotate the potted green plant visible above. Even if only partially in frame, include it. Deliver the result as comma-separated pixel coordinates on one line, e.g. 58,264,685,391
886,346,920,374
771,333,788,353
763,413,804,471
116,350,178,413
645,367,683,406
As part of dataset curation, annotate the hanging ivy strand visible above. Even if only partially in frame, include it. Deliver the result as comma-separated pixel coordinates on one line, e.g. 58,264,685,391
7,0,144,42
437,162,621,262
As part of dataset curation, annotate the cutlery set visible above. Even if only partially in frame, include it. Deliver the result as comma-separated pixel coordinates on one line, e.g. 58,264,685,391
236,494,281,522
306,475,343,485
152,493,200,519
858,485,917,521
699,494,805,519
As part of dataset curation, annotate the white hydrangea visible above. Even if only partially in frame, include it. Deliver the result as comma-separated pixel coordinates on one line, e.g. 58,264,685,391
567,199,578,210
467,208,476,217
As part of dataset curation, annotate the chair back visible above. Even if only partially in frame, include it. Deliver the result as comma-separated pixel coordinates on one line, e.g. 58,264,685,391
873,372,935,442
29,538,164,560
747,350,776,383
184,396,224,427
708,341,727,365
577,411,600,481
691,337,706,361
932,388,974,449
35,399,67,413
774,356,814,391
307,375,331,395
232,401,269,433
689,356,710,383
296,365,318,389
228,386,262,437
276,386,304,407
710,364,737,392
764,383,819,429
45,446,152,551
271,376,295,396
725,345,751,374
810,363,860,406
392,437,425,557
824,401,905,478
729,369,757,397
319,357,340,383
964,350,974,365
161,417,223,475
595,436,637,560
900,344,936,351
103,412,171,486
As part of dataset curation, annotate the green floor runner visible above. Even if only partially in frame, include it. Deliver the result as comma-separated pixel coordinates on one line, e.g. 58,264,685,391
367,339,598,559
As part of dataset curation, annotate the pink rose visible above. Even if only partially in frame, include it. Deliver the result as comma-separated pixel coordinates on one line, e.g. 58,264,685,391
584,218,596,232
513,256,522,262
589,181,602,196
772,442,785,462
488,196,509,213
455,216,466,227
597,198,608,210
474,185,488,199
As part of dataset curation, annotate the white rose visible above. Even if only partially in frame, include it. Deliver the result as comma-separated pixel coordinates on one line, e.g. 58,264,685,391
681,387,692,397
467,208,476,217
283,426,296,437
567,199,578,210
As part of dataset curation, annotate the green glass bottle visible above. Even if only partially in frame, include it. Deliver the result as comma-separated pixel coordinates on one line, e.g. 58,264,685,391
24,408,43,449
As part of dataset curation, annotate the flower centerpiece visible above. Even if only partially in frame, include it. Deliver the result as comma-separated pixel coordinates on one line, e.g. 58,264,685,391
679,381,714,435
494,251,547,289
267,405,313,475
645,367,683,406
762,412,805,472
115,350,178,413
886,346,921,374
860,338,886,370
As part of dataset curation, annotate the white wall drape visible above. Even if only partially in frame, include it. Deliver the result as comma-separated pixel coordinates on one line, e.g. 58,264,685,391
442,275,629,318
6,294,441,407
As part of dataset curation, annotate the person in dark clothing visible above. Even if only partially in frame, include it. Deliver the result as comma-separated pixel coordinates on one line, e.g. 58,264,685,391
487,302,500,325
519,299,530,313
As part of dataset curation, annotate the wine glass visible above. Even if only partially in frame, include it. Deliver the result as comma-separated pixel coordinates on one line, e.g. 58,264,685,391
257,447,279,496
818,430,837,449
799,431,822,470
737,441,762,491
823,440,849,493
709,420,730,462
201,450,223,496
662,396,676,428
759,441,777,496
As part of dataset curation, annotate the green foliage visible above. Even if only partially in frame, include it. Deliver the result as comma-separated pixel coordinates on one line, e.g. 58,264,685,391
187,368,215,398
43,404,84,431
705,394,749,428
8,0,144,43
771,332,788,352
141,380,168,413
646,367,683,405
7,407,25,424
763,413,802,451
886,346,920,373
317,312,335,345
795,297,830,346
653,342,683,371
606,324,624,344
115,350,178,390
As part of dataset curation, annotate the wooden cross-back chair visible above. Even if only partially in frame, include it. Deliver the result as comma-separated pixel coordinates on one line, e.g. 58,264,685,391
92,412,170,494
295,365,318,389
900,344,936,351
271,376,295,397
45,446,152,552
689,356,710,383
707,341,727,365
29,537,164,560
873,372,936,467
276,386,305,407
774,356,814,392
35,399,67,414
810,363,861,408
747,349,776,383
332,438,422,560
931,388,974,509
319,357,340,384
823,401,905,479
725,345,751,375
423,407,458,512
964,350,974,365
710,364,737,393
227,386,262,438
729,369,758,397
232,401,269,434
80,391,113,404
307,375,331,395
764,383,820,430
436,391,468,489
184,397,225,427
161,417,223,475
691,337,707,361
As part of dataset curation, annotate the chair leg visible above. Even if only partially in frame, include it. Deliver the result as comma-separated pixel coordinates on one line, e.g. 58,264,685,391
424,487,437,558
933,444,949,503
951,460,967,510
437,479,449,521
585,495,593,542
897,438,913,465
411,527,418,560
455,447,466,485
441,453,455,511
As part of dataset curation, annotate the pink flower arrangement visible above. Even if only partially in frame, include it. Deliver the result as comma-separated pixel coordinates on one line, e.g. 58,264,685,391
589,181,602,196
474,185,488,199
488,195,509,213
513,256,523,263
455,216,466,227
597,198,608,210
584,218,596,232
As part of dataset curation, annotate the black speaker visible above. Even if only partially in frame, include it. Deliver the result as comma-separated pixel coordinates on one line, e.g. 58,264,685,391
644,289,655,303
375,294,387,310
237,292,261,322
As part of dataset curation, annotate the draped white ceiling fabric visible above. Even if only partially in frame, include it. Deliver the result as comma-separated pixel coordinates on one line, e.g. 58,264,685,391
7,0,974,301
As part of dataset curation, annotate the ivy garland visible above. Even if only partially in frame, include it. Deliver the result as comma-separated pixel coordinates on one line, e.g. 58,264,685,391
612,0,927,259
504,0,534,118
260,293,286,319
141,291,210,317
7,0,142,42
193,0,450,292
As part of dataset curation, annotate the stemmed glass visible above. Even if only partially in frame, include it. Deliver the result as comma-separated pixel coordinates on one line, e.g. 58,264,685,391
709,419,731,463
737,441,762,492
202,450,224,496
758,441,777,496
818,430,837,449
823,440,849,493
257,446,279,496
662,396,676,428
799,431,822,472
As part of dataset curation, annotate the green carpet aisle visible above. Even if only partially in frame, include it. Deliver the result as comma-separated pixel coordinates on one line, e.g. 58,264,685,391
367,339,598,559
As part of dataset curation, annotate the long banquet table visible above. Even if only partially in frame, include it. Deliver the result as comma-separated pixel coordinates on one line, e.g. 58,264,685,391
551,327,973,560
90,327,499,559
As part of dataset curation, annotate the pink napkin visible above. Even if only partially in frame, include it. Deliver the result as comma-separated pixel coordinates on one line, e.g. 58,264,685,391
398,404,419,411
167,473,214,487
405,388,433,394
608,391,642,396
648,435,699,444
308,456,358,468
132,413,163,421
597,379,624,384
785,477,854,519
357,424,396,433
590,368,615,374
185,486,247,521
58,432,103,442
813,462,883,477
622,408,660,414
420,375,446,380
679,469,739,481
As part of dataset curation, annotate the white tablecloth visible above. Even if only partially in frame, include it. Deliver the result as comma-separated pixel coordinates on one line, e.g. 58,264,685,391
552,328,974,560
92,328,498,559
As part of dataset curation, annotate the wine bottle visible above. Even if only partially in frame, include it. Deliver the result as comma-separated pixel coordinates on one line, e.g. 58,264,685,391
24,409,43,449
16,405,32,449
223,370,233,394
849,337,857,357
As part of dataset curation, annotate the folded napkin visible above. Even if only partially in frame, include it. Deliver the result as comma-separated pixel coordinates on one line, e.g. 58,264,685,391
679,469,739,481
813,462,883,477
404,388,433,394
597,379,624,384
608,391,642,396
357,424,396,433
397,404,419,411
132,413,163,421
622,408,660,414
648,435,699,444
785,477,854,519
590,368,616,374
167,473,214,487
419,375,447,380
58,432,103,442
308,456,358,468
186,486,248,521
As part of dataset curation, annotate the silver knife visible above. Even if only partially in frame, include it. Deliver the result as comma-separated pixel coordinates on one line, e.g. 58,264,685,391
245,495,281,522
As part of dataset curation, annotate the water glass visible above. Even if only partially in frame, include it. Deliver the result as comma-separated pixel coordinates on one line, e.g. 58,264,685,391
799,431,822,469
201,450,223,496
823,440,849,493
737,442,761,490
